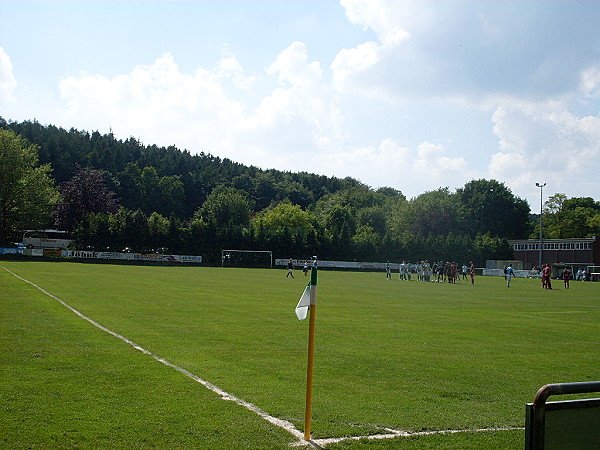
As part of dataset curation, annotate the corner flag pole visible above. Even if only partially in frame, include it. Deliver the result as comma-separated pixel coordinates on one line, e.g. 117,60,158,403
304,263,318,441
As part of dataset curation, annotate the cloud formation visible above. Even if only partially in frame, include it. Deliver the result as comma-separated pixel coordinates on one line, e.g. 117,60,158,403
333,0,600,200
2,1,600,206
0,47,17,101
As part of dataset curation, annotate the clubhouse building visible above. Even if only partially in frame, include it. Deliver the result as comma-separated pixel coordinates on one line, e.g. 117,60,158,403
508,236,600,270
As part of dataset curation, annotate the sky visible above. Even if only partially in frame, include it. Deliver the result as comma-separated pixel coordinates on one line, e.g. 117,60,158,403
1,0,600,212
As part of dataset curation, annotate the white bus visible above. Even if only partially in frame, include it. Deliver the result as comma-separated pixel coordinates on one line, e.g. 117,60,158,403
22,229,73,249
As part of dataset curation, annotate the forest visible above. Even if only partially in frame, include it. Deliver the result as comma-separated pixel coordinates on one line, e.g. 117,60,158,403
2,118,599,265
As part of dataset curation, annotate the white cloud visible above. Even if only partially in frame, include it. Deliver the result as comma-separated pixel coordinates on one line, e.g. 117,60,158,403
314,138,472,197
332,0,413,100
414,141,470,185
0,47,17,101
331,41,382,95
325,138,411,185
488,151,528,180
336,0,600,103
341,0,414,45
59,53,247,151
214,54,257,91
580,66,600,98
239,42,344,170
267,41,322,88
334,0,600,203
490,94,600,197
56,46,345,175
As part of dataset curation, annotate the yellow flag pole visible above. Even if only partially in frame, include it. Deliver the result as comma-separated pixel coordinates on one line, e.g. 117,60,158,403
304,304,316,440
304,264,318,441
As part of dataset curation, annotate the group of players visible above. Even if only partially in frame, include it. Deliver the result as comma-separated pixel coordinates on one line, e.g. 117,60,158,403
541,264,554,290
386,260,476,285
542,264,574,290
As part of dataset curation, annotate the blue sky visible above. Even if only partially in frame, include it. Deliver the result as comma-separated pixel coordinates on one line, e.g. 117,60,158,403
2,0,600,211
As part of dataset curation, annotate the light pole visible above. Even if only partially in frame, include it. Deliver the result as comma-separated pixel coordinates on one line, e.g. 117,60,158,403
535,182,546,270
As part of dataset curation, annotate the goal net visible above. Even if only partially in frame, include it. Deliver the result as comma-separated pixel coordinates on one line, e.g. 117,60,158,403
221,250,273,268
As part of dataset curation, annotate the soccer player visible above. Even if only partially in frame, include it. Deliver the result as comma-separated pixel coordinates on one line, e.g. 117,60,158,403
506,264,515,287
399,261,406,280
386,262,392,280
286,259,295,278
563,267,571,289
451,262,458,284
469,261,476,285
542,264,552,289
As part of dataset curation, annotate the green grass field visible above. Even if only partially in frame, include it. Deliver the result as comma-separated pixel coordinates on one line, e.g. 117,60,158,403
1,260,599,449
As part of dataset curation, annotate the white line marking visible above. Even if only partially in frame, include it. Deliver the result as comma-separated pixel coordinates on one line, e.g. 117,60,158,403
505,312,600,326
525,310,600,314
2,265,524,447
300,426,524,447
1,266,304,441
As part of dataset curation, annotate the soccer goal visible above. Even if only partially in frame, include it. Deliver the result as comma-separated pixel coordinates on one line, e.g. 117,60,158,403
221,250,273,268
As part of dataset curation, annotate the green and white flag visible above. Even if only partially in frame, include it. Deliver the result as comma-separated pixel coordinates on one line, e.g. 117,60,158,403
295,264,317,320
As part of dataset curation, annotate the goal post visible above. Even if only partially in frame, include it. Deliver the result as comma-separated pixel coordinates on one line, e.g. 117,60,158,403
221,250,273,268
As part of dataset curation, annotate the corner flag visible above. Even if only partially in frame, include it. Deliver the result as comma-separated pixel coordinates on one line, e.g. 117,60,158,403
295,263,317,320
295,284,311,320
294,263,318,441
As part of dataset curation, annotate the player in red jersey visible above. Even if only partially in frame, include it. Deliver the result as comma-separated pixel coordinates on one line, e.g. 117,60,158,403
562,267,571,289
542,264,552,290
469,261,476,285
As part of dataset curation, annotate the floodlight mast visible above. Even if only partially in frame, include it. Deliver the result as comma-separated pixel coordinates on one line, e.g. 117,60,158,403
535,183,546,270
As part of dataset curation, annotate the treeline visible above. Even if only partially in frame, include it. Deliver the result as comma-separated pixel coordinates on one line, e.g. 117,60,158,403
535,194,600,240
2,118,360,216
2,118,534,264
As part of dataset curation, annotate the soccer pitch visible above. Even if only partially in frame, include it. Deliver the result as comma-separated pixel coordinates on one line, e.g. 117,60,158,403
2,261,599,449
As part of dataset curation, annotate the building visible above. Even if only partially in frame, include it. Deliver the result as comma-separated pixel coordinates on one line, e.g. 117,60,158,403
508,236,600,270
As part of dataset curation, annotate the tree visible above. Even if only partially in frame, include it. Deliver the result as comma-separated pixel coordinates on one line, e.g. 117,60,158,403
356,205,388,236
195,185,252,247
313,185,384,241
147,212,171,251
386,189,463,242
156,175,185,218
54,165,119,231
251,202,317,256
408,188,463,237
0,129,58,244
542,195,600,238
474,233,513,265
456,179,530,238
376,186,405,199
138,166,185,217
252,202,315,240
543,193,567,216
351,225,380,260
76,212,111,250
587,213,600,236
109,208,149,252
